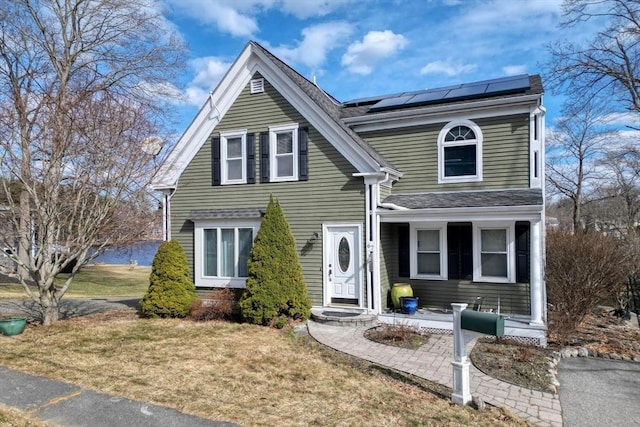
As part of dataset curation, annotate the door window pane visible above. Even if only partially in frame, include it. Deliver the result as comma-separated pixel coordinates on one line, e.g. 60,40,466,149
338,237,350,273
204,229,217,276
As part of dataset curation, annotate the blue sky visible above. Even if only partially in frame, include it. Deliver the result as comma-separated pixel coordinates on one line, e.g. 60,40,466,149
160,0,600,133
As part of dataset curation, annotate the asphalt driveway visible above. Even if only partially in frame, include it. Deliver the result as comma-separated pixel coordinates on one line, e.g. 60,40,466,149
558,357,640,426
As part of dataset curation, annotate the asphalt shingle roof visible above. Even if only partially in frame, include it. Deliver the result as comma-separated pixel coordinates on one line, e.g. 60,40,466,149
383,189,543,209
188,208,265,220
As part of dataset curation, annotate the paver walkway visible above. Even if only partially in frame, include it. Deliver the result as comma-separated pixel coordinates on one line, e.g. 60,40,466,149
307,320,562,427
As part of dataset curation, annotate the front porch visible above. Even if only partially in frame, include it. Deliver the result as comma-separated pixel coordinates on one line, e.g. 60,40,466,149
311,306,547,346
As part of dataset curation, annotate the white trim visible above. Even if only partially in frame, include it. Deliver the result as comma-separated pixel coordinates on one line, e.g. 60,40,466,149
472,222,515,283
220,130,247,185
529,106,545,189
193,219,260,288
410,222,447,280
152,42,384,190
322,223,364,308
438,119,483,184
344,97,540,132
269,123,299,182
379,204,543,223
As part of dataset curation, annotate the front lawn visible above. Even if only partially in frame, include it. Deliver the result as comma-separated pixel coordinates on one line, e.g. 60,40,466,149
0,265,150,298
0,309,527,426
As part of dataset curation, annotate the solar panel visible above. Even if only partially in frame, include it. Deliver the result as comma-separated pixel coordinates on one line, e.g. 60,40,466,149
368,75,531,112
406,89,451,105
444,84,488,99
486,75,530,94
369,94,415,110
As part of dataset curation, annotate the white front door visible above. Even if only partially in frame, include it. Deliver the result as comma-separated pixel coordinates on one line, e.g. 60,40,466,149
325,225,361,304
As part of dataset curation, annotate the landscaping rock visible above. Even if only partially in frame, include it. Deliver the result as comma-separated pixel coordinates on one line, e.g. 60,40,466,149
588,348,598,357
578,347,589,357
609,353,622,360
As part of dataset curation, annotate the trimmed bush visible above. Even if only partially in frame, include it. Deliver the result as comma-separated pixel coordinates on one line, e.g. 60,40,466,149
238,195,311,327
140,239,197,318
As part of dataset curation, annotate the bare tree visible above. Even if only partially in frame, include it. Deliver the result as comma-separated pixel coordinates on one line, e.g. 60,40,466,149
546,99,614,231
0,0,185,325
549,0,640,114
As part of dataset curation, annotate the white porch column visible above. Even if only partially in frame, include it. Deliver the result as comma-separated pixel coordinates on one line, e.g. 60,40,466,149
529,218,544,325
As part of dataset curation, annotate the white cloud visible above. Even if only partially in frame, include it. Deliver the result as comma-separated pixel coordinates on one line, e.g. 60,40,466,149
502,65,527,75
166,0,263,37
420,59,477,77
341,30,408,75
279,0,358,19
270,22,353,69
183,56,233,106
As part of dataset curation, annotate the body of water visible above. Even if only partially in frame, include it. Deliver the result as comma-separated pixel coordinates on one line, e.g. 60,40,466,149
90,240,162,266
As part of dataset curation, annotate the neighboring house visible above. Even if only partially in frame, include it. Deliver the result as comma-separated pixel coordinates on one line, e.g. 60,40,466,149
153,41,547,344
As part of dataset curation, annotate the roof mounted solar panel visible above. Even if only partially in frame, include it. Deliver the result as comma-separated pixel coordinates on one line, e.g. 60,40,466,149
444,84,488,99
486,75,530,94
369,94,415,110
368,74,531,112
406,89,451,105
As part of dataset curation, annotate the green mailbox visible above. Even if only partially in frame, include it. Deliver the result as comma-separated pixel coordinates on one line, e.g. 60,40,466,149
460,310,505,337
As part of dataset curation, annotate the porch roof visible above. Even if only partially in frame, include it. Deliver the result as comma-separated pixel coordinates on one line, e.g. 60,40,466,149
383,189,543,209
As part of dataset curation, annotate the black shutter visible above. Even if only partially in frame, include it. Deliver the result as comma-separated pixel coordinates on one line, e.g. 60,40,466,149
398,224,410,278
246,133,255,184
298,127,308,181
515,221,531,283
260,131,270,183
447,223,472,280
212,136,221,186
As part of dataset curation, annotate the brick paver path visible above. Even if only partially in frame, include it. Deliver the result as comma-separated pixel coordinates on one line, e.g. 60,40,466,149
307,320,562,427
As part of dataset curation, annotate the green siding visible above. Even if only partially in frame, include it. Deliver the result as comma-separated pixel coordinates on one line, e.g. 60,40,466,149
363,115,530,193
379,223,530,315
170,73,366,305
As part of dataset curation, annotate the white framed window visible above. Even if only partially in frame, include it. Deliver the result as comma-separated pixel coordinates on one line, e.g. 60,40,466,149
221,130,246,185
269,124,298,182
194,220,259,287
410,223,447,280
437,119,483,183
473,223,515,283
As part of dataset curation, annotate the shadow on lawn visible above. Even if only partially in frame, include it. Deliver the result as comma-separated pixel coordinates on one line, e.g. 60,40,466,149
0,298,139,323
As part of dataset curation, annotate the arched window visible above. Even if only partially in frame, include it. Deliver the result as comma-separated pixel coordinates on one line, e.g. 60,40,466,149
437,120,483,183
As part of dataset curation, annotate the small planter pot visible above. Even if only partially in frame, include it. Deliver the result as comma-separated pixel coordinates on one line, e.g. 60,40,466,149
0,317,27,336
400,296,419,315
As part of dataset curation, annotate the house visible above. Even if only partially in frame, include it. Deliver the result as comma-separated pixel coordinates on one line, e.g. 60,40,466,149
152,41,547,344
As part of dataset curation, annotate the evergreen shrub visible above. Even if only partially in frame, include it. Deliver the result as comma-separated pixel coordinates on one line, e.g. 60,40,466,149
140,239,197,318
238,195,311,327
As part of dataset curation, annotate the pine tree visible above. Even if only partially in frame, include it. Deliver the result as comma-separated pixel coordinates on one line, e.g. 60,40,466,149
239,195,311,327
140,239,197,318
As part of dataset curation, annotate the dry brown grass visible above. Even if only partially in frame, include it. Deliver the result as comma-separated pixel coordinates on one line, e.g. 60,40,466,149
0,309,528,426
0,404,52,427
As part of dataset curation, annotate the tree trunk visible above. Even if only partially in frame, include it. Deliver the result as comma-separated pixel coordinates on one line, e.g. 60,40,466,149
40,291,59,326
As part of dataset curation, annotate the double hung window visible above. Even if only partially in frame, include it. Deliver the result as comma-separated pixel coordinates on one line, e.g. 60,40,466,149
269,124,298,182
220,131,247,184
410,223,446,280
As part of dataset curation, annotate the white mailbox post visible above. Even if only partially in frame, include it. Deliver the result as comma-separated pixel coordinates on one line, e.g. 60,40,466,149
451,303,472,405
